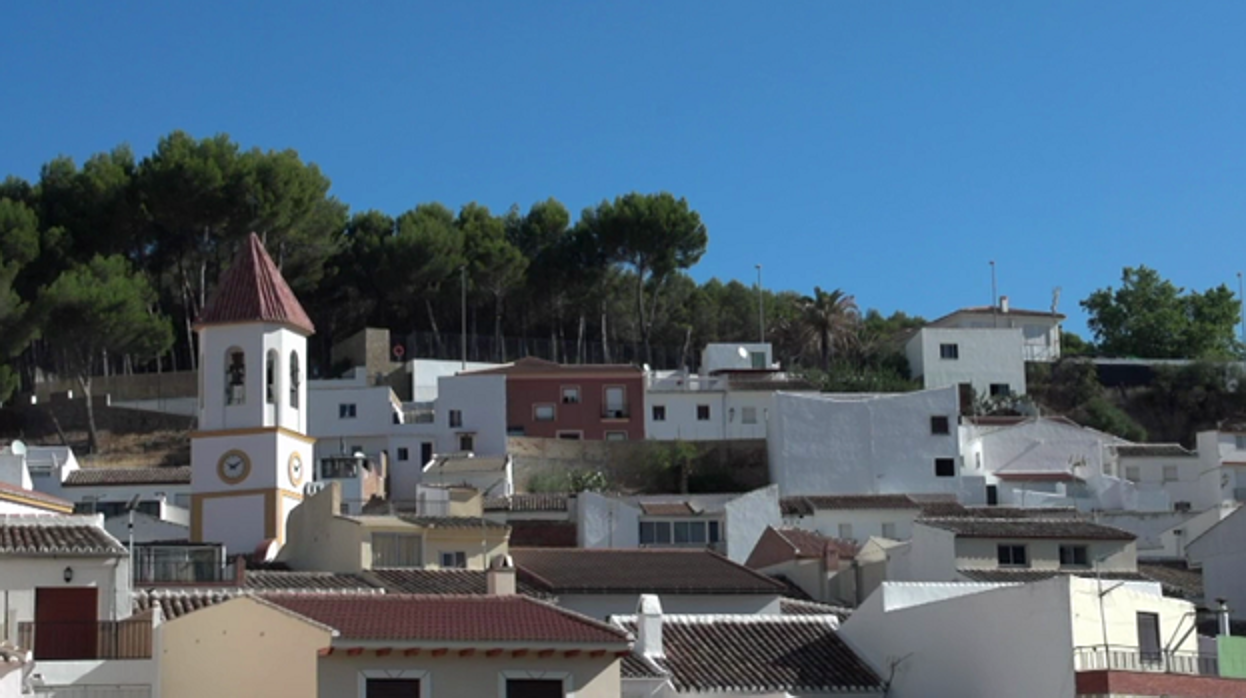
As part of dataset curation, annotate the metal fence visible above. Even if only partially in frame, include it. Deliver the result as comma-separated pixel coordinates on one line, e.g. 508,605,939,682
1073,645,1219,676
19,619,153,660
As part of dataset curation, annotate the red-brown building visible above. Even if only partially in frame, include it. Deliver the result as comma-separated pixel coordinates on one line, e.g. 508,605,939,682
467,357,645,441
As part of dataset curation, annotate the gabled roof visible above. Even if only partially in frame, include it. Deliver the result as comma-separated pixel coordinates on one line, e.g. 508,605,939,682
0,481,73,513
513,548,785,595
484,493,570,513
775,527,858,559
0,515,127,556
196,233,315,334
363,569,552,599
957,569,1152,585
463,356,640,376
929,306,1065,324
265,594,630,645
63,466,192,487
1112,444,1196,458
918,517,1135,541
615,615,882,693
780,494,927,516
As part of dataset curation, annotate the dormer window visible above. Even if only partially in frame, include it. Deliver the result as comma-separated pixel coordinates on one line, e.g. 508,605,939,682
226,349,246,405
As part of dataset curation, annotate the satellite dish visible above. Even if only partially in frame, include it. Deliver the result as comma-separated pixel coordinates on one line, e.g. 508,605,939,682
737,346,749,359
642,363,651,372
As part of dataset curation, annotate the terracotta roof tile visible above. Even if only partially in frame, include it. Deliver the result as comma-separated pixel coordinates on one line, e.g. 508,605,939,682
639,502,695,516
265,594,631,645
513,548,785,595
1113,444,1196,458
615,616,882,693
776,527,858,559
0,516,127,555
781,494,923,514
1137,561,1204,600
134,590,240,619
196,233,314,334
0,482,73,511
484,494,570,513
363,569,552,599
957,569,1152,584
63,466,192,487
243,571,381,592
920,517,1135,540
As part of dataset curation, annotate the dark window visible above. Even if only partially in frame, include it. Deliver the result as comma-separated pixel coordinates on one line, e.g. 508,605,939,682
265,350,276,404
939,343,959,360
226,349,246,405
708,520,721,543
557,431,581,440
289,351,300,409
507,679,564,698
1060,545,1089,567
420,442,433,465
930,416,950,435
397,448,409,462
997,544,1028,567
440,551,467,568
458,434,474,452
1137,612,1162,662
986,485,999,506
935,458,956,477
639,521,671,544
652,405,666,422
449,409,463,428
339,403,357,419
561,386,580,404
367,678,421,698
989,383,1011,397
697,404,711,421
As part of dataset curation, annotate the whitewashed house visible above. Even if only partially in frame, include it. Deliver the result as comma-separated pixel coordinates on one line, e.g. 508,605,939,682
645,343,817,442
779,493,957,543
768,387,981,500
575,486,781,564
1109,443,1221,513
0,515,158,696
1187,505,1246,620
420,453,513,499
926,299,1064,362
1195,428,1246,504
840,576,1238,698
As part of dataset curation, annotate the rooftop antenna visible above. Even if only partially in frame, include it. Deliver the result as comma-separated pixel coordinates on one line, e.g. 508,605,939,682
755,264,765,342
1238,272,1244,343
1051,287,1062,315
990,260,998,328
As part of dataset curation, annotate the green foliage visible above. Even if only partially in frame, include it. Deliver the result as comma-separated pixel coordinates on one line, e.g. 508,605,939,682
1081,266,1242,359
645,440,701,494
1077,396,1147,442
0,199,40,401
527,468,609,493
1060,330,1094,357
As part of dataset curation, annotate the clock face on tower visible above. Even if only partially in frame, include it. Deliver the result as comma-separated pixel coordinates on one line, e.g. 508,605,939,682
288,451,305,486
217,450,252,485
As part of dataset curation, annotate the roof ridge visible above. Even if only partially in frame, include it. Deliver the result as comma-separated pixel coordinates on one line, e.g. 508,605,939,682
613,613,840,625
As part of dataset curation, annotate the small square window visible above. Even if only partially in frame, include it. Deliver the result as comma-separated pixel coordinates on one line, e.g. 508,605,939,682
561,386,581,404
997,544,1028,567
1124,465,1140,483
989,383,1011,398
534,404,556,422
397,447,409,462
838,523,853,540
935,458,956,477
741,407,758,424
1162,465,1178,482
1059,544,1089,568
882,522,897,539
697,404,711,421
652,405,666,422
940,343,959,360
458,433,474,452
931,416,950,435
440,551,467,568
1236,434,1246,450
339,403,357,419
449,409,463,428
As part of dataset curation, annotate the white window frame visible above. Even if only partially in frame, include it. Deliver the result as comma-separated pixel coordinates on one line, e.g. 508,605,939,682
497,670,571,698
741,406,758,425
1162,465,1179,483
440,551,467,568
533,403,556,422
359,669,430,698
561,385,581,404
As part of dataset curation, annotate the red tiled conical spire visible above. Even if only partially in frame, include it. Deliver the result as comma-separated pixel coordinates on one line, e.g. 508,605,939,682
195,233,315,335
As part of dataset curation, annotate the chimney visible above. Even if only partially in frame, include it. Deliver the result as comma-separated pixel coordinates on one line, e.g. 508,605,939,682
999,296,1010,314
487,554,515,596
1218,598,1232,637
636,594,663,658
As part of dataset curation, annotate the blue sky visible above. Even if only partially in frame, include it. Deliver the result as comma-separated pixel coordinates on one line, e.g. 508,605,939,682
4,2,1246,336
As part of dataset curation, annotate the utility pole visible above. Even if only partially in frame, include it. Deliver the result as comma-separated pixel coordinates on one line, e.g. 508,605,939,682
1238,272,1244,344
756,264,765,343
460,265,468,370
990,260,998,328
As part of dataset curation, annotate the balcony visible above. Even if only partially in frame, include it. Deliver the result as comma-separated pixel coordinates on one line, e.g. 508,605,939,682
1074,646,1218,677
18,619,153,660
601,407,630,420
132,558,239,585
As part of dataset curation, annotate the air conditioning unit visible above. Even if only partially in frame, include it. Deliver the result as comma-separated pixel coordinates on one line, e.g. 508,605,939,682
304,482,327,496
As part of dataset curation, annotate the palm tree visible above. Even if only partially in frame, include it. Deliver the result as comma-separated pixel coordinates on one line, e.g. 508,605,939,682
799,287,860,370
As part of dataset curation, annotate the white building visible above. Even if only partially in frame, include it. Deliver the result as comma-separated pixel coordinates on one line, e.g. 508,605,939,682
780,493,955,543
905,327,1027,398
0,515,158,696
1195,428,1246,504
840,576,1224,698
1109,443,1221,514
926,299,1064,362
420,454,513,499
1187,505,1246,620
768,387,980,500
575,486,781,564
645,343,817,442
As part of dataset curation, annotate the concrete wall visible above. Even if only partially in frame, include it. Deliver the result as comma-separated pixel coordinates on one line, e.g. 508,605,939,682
644,388,726,441
954,538,1136,574
783,508,922,543
505,372,646,441
437,374,508,456
318,652,621,698
577,492,641,550
905,327,1026,396
411,359,498,403
701,343,772,373
280,484,368,573
160,596,331,698
1119,454,1221,513
1067,576,1199,655
197,323,307,434
308,377,401,440
964,418,1123,484
558,593,781,621
104,512,190,544
723,485,781,564
1188,506,1246,619
0,553,131,626
768,388,964,497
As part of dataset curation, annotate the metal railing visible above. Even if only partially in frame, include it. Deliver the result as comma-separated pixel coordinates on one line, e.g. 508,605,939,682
18,619,153,660
132,558,237,584
1073,645,1219,677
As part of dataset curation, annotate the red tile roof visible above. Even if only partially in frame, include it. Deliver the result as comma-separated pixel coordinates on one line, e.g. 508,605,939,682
196,233,314,334
639,502,696,516
63,466,192,487
507,521,578,548
776,527,858,559
0,481,73,512
0,516,128,555
264,594,630,645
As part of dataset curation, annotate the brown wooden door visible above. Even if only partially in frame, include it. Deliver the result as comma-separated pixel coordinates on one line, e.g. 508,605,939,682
365,679,420,698
34,587,98,659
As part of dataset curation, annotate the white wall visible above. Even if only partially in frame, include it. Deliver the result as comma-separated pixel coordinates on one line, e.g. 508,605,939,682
559,593,780,621
435,374,507,457
308,379,400,441
768,388,965,497
1117,454,1219,513
409,359,498,403
644,389,726,441
198,323,308,434
104,511,190,544
0,555,131,624
700,343,772,373
1068,576,1199,655
1188,506,1246,619
784,508,922,543
840,580,1076,698
577,492,641,550
905,327,1026,396
930,308,1061,362
723,485,781,564
60,483,192,515
904,525,959,582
